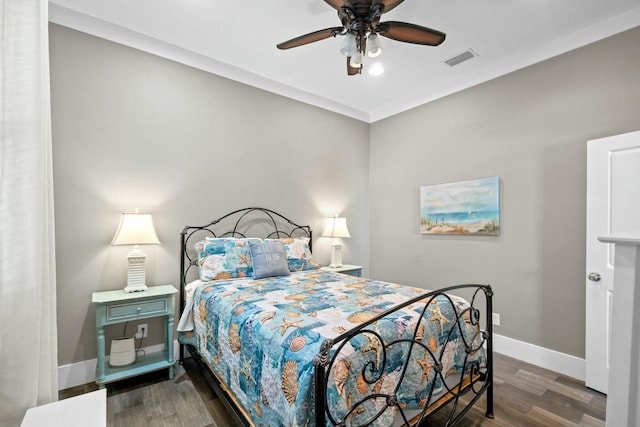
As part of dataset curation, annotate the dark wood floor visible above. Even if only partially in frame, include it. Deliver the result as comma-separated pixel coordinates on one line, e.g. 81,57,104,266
60,360,223,427
61,352,605,427
426,353,605,427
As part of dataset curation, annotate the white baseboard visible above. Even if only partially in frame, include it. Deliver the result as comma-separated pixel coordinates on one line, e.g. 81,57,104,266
58,341,181,390
58,335,586,390
493,333,585,381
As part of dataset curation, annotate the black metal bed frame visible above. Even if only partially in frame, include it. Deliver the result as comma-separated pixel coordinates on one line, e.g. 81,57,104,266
179,207,494,427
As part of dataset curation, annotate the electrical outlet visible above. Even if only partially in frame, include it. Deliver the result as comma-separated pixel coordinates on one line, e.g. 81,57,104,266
492,313,501,326
136,324,148,339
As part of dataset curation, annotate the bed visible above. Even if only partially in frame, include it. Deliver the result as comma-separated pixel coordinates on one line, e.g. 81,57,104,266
178,207,494,427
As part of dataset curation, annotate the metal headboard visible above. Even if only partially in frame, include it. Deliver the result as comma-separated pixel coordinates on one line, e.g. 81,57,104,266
179,207,313,305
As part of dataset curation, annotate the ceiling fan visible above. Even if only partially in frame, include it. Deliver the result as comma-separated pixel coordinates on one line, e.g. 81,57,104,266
277,0,446,75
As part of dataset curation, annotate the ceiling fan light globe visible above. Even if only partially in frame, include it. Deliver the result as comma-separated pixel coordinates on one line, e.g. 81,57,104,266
349,51,363,68
367,34,383,57
340,33,358,57
368,47,382,58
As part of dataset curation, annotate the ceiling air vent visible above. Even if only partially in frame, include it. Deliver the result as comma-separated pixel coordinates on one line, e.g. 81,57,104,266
444,49,478,67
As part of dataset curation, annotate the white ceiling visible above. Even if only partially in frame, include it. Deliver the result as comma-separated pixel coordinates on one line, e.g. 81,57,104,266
49,0,640,123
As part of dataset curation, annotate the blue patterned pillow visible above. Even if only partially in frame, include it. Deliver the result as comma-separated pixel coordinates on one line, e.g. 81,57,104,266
249,240,291,279
266,237,320,272
197,238,261,281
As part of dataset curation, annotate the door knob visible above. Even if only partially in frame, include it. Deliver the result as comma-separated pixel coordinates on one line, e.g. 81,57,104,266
588,272,601,282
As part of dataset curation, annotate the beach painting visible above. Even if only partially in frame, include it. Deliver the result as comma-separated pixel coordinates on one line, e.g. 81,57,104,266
420,177,500,236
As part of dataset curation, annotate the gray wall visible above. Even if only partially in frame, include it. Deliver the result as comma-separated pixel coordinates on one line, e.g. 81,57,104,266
369,26,640,358
50,21,640,366
49,24,370,365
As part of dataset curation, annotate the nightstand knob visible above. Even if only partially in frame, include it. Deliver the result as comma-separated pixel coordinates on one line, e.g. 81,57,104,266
137,307,142,312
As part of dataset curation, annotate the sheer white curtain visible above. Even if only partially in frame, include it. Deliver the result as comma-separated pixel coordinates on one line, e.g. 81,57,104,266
0,1,58,426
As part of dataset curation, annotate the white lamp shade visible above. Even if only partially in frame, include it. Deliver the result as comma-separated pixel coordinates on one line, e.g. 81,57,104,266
349,51,363,68
322,217,351,239
111,213,161,246
367,33,383,57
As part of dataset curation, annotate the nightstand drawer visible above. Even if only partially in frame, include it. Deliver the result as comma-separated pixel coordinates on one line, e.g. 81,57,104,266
106,299,167,321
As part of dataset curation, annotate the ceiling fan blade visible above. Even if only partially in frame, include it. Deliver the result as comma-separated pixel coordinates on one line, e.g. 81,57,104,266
373,0,405,13
377,21,446,46
324,0,346,10
277,27,344,50
347,57,361,75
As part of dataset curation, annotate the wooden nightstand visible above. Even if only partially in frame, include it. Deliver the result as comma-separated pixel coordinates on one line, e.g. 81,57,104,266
320,264,363,277
92,285,177,388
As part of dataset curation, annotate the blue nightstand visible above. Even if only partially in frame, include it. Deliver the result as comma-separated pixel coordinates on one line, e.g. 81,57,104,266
320,264,363,277
92,285,177,388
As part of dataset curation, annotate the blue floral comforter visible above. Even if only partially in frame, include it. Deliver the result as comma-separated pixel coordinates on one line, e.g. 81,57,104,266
178,271,484,427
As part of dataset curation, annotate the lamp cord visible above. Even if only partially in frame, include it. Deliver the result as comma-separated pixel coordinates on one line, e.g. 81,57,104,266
120,321,145,357
136,326,145,357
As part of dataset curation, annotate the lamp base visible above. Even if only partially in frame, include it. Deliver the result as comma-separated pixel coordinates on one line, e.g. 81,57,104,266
124,245,148,293
124,284,148,293
330,240,344,268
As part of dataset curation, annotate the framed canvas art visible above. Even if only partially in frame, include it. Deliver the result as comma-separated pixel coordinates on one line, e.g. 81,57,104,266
420,176,500,236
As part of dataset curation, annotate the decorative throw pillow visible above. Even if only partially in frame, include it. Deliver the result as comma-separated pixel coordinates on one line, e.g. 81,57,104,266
197,238,260,281
266,237,320,272
249,240,290,279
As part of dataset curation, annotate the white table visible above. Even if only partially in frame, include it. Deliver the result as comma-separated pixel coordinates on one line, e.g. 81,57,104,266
21,389,106,427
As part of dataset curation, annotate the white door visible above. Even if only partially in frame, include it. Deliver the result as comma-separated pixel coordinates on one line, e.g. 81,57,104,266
585,130,640,393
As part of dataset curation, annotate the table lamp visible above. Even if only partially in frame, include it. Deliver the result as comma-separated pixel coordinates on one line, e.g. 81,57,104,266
111,211,160,292
322,215,351,268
